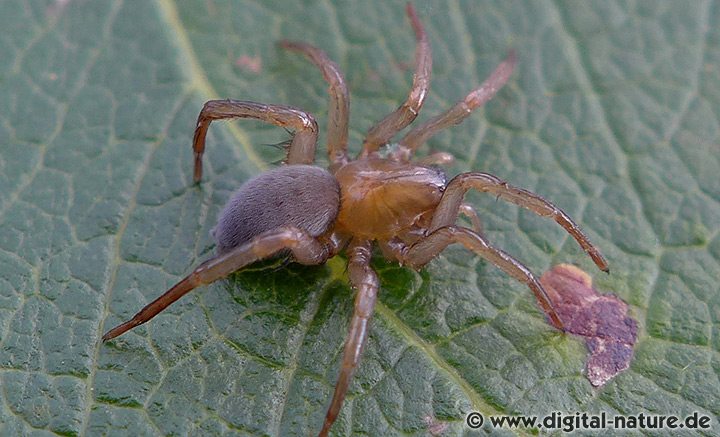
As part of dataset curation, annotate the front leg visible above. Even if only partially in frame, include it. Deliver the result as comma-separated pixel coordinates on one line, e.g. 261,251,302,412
429,172,609,272
360,4,431,155
397,51,517,160
385,226,565,330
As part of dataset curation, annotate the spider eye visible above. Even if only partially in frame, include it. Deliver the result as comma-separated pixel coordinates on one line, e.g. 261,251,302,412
429,166,447,186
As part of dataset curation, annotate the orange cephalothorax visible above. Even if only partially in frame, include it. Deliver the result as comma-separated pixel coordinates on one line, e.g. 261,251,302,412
334,157,445,240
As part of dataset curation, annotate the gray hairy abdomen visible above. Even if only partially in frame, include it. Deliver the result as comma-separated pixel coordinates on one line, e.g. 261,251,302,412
212,165,340,254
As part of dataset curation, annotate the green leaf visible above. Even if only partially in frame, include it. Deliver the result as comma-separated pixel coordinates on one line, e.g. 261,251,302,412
1,0,718,435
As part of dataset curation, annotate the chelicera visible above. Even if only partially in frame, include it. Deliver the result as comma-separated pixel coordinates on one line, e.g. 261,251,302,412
102,4,608,436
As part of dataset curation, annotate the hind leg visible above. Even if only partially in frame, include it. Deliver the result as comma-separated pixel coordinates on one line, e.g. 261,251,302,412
102,227,330,341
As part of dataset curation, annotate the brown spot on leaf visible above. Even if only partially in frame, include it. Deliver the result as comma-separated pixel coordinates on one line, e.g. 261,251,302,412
540,264,637,387
235,55,262,74
423,415,449,436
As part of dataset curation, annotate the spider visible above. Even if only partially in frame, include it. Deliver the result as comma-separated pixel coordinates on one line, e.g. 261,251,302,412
102,4,608,436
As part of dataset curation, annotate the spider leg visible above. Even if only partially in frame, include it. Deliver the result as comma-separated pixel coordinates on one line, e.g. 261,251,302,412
102,227,330,341
459,202,484,235
429,172,609,272
192,100,318,182
360,3,431,156
320,240,377,437
279,41,350,170
401,225,565,329
396,51,517,161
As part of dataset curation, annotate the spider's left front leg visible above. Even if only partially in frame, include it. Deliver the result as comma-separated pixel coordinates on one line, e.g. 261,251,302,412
320,240,378,437
428,172,609,272
390,225,565,329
